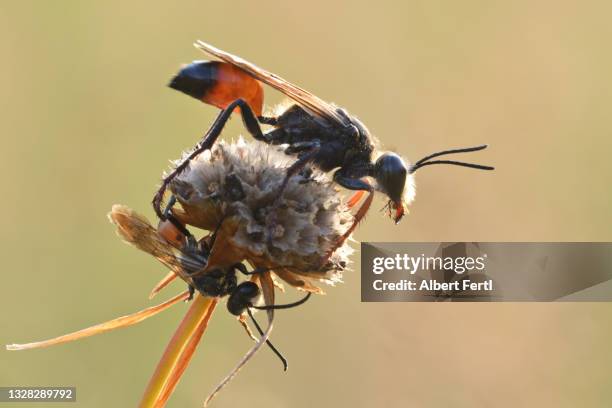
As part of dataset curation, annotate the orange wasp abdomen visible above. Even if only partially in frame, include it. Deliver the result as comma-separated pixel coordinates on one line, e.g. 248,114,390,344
169,61,263,116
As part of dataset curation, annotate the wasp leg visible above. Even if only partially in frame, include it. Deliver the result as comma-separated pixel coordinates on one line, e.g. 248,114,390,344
233,263,250,276
187,284,196,301
266,142,321,243
152,98,275,219
162,195,198,249
277,142,321,193
259,128,288,145
320,171,375,266
257,116,277,126
195,210,227,256
284,140,321,155
234,263,270,276
204,212,227,255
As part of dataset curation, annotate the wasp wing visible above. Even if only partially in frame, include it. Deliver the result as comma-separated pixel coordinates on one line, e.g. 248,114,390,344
194,40,349,127
109,205,205,287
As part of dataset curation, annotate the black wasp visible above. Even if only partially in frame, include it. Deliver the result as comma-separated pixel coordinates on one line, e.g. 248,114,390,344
157,196,310,371
153,41,494,251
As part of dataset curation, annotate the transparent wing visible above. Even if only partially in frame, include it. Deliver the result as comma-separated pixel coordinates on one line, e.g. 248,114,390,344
194,40,349,126
109,205,205,286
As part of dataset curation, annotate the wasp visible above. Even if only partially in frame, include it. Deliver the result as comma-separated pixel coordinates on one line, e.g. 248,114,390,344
153,41,494,245
146,198,311,371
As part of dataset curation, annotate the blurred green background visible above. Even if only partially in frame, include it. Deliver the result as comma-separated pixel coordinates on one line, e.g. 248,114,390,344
1,1,611,407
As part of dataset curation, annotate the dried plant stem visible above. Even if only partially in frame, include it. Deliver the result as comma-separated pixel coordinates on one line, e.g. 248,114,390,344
149,271,179,299
6,291,190,351
203,272,275,407
139,294,218,408
156,296,218,407
238,314,259,342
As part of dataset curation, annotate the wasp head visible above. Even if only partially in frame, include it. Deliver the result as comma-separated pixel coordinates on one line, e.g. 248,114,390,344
373,152,415,224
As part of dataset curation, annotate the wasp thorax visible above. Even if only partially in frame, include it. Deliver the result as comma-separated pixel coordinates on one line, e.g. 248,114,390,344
169,138,354,290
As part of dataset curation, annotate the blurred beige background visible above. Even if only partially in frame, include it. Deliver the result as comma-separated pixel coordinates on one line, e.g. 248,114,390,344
1,1,611,407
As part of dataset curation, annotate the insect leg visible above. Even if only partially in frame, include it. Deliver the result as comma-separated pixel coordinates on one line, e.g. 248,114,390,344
162,195,197,249
266,142,321,242
276,141,321,194
347,190,366,208
205,213,227,255
257,116,277,125
283,140,320,155
233,263,250,276
261,128,288,145
187,284,195,301
233,264,271,276
152,98,272,219
320,171,375,265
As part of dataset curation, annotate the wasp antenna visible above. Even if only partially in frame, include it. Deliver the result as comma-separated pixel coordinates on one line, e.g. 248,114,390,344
410,144,493,173
413,144,490,167
251,292,311,311
246,308,288,371
410,159,495,173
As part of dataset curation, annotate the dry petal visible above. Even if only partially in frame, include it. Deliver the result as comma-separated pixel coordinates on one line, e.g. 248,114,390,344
149,271,179,299
6,291,189,351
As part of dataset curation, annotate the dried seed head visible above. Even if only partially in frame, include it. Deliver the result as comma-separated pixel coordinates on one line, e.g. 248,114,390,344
169,138,354,288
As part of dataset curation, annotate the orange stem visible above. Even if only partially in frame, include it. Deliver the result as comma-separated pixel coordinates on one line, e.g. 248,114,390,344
139,295,217,408
156,298,217,406
149,272,179,299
